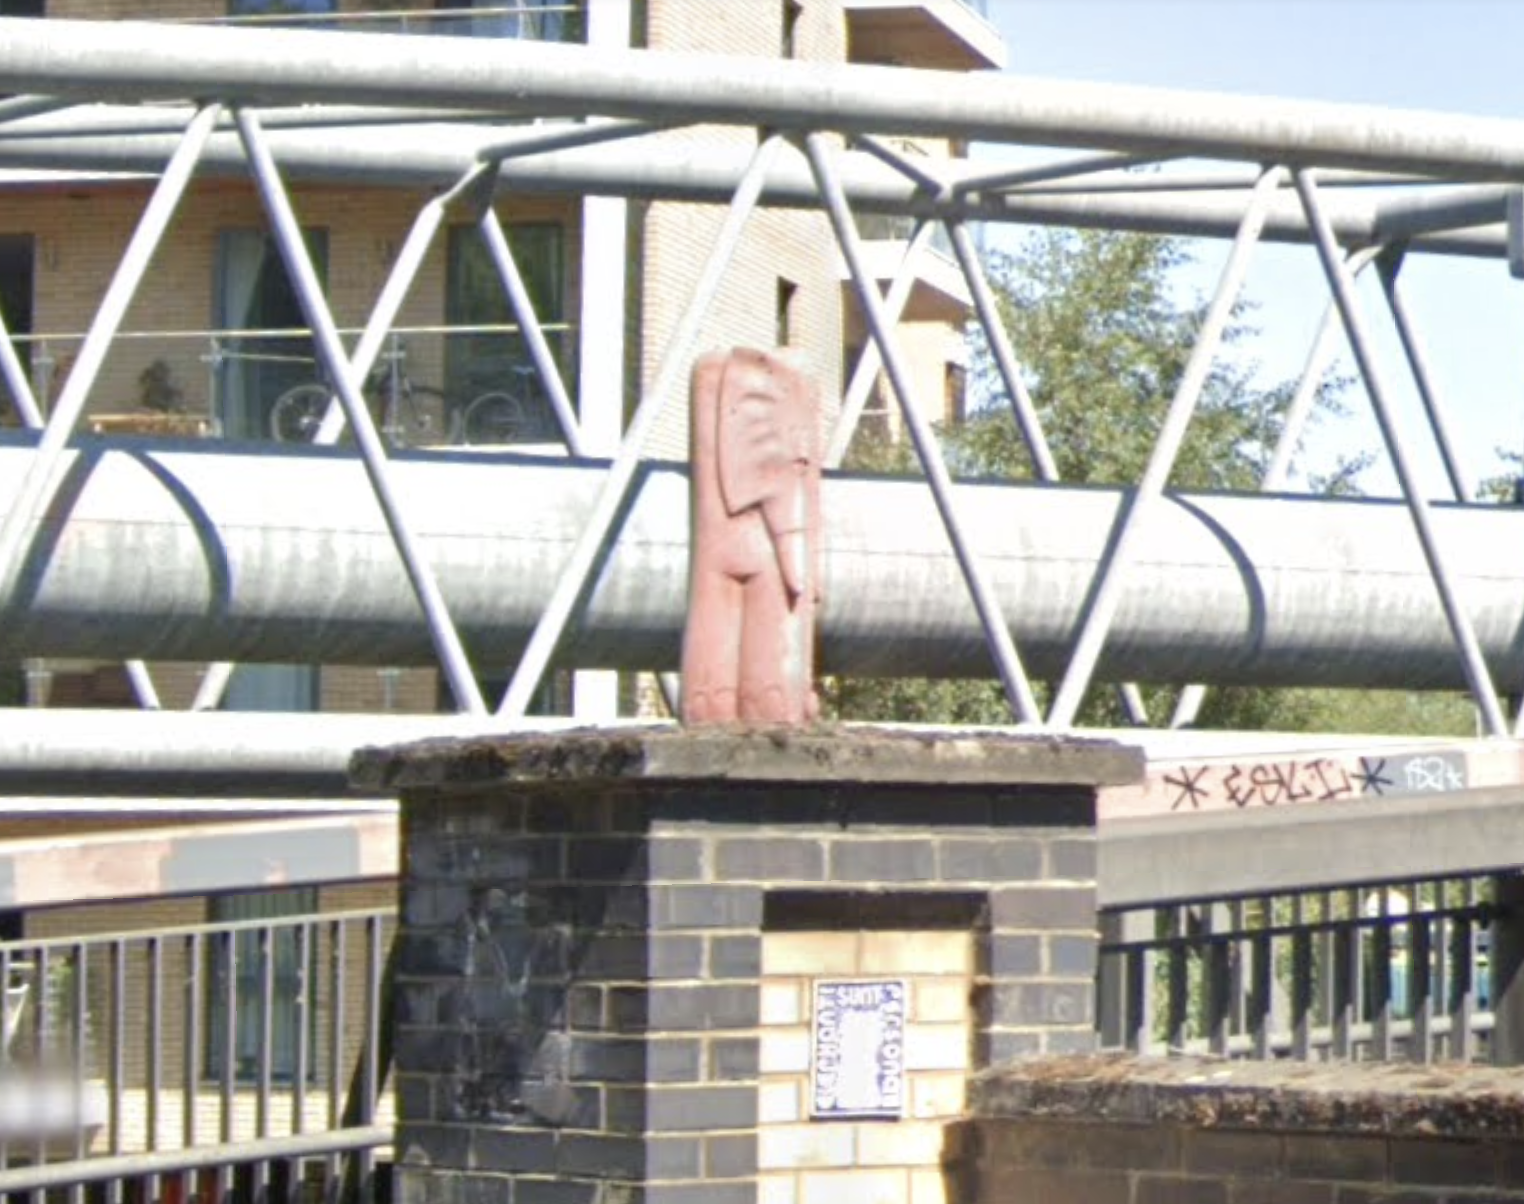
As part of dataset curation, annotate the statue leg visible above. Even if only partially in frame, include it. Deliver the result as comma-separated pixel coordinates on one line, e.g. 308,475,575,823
737,565,808,723
682,563,743,723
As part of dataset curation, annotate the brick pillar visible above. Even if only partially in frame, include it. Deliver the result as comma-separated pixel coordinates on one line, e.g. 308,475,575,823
356,729,1141,1204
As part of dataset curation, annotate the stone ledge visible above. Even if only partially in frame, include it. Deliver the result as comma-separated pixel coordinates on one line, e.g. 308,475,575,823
971,1053,1524,1139
352,725,1143,794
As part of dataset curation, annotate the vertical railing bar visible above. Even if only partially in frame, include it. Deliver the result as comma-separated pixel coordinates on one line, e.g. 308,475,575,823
498,133,785,718
1318,891,1336,1042
217,930,237,1204
147,936,163,1204
1452,910,1476,1063
1332,917,1354,1059
234,106,488,716
1294,167,1508,736
294,922,312,1137
1411,914,1434,1063
326,922,347,1204
805,131,1044,723
183,933,201,1150
1292,894,1314,1061
356,916,383,1201
67,942,88,1204
255,926,275,1204
31,944,51,1193
1251,924,1272,1060
1371,890,1394,1062
1095,912,1125,1051
1047,164,1283,726
109,939,127,1179
1126,943,1149,1053
1228,899,1247,1039
0,947,11,1172
1167,907,1189,1052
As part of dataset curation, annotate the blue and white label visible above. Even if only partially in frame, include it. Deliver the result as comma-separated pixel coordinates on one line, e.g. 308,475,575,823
810,979,907,1120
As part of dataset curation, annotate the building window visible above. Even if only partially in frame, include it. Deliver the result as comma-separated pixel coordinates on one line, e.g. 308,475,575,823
206,888,318,1084
776,278,798,347
0,234,33,426
944,362,967,426
445,221,566,443
0,1,45,17
782,0,802,57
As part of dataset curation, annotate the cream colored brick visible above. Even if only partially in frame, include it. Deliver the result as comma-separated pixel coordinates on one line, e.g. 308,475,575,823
760,1079,803,1125
760,1028,812,1074
912,979,969,1024
903,1025,971,1072
860,931,970,975
759,1175,799,1204
762,979,804,1025
856,1120,946,1168
910,1073,967,1120
758,1123,856,1171
800,1169,908,1204
763,932,859,975
910,1168,949,1204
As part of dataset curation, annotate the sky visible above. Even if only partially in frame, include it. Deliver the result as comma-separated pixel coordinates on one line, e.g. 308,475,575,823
974,0,1524,496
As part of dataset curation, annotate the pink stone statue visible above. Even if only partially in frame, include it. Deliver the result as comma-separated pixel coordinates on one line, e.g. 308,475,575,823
682,347,822,725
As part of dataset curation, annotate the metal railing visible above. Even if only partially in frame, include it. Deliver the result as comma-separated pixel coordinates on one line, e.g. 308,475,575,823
202,4,583,44
0,906,394,1204
1098,875,1498,1062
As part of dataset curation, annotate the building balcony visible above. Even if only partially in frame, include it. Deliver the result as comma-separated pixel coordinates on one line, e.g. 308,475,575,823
841,0,1006,72
843,213,972,329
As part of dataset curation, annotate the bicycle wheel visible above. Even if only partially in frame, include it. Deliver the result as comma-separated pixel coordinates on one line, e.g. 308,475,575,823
269,383,332,443
460,390,530,446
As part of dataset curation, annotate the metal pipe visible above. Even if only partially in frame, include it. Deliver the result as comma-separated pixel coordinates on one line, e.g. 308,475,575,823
1048,166,1284,727
235,107,487,714
953,152,1160,196
11,19,1524,180
6,442,1524,690
477,206,585,455
0,125,1513,259
807,132,1041,724
0,103,218,619
497,133,784,717
826,220,935,468
1294,168,1507,736
1378,244,1473,502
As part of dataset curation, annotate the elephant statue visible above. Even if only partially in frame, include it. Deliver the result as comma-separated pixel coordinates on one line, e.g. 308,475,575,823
682,347,821,725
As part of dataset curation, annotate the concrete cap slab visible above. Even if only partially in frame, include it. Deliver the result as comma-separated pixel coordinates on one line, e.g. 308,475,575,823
350,725,1144,794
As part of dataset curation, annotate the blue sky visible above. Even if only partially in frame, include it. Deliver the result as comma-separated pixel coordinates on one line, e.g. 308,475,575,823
978,0,1524,496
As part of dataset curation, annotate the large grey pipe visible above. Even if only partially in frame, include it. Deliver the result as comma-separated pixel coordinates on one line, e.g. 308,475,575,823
2,437,1522,692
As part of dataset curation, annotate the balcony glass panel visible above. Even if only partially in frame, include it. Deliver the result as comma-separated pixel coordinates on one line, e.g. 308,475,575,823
221,3,583,43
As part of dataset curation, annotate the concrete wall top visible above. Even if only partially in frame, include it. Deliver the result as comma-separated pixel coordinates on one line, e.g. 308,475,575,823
972,1054,1524,1139
350,725,1144,795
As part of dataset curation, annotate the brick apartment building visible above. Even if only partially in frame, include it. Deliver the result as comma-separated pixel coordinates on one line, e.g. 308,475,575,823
0,0,1005,1162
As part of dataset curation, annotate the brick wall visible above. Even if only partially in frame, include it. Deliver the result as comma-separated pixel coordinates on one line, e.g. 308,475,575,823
950,1056,1524,1204
377,728,1127,1204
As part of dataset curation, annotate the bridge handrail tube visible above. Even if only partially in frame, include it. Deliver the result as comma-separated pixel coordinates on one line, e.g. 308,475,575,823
1294,167,1507,737
11,19,1524,180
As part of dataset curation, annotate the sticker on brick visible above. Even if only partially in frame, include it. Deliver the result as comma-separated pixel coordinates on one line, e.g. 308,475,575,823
810,979,907,1120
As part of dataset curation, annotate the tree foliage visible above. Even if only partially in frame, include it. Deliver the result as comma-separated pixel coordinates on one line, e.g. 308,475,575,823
827,228,1471,734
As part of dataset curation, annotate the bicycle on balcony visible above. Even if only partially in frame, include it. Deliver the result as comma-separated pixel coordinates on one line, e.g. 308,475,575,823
269,356,448,448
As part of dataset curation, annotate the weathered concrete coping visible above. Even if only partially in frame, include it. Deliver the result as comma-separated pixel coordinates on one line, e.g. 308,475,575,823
973,1054,1524,1138
350,725,1144,795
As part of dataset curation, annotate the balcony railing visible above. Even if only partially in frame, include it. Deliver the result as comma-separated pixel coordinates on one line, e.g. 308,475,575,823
204,4,583,44
0,907,394,1203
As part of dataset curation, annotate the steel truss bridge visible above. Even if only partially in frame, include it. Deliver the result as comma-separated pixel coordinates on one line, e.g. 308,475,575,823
1,17,1524,892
